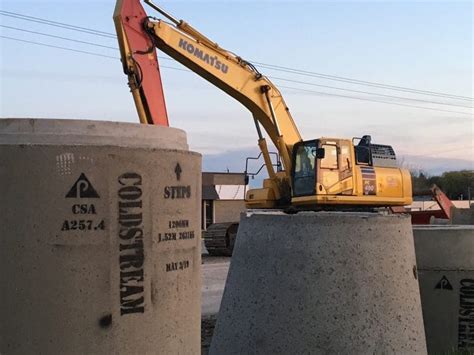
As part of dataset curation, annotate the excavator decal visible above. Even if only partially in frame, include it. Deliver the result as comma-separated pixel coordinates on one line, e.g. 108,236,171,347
178,39,229,74
361,167,377,195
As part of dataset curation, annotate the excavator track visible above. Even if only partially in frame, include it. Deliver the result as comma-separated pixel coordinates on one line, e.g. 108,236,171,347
203,222,239,256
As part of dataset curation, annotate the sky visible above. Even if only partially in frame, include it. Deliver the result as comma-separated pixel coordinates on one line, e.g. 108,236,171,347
0,0,473,175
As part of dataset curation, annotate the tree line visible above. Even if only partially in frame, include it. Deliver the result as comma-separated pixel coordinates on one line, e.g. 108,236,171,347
411,170,474,200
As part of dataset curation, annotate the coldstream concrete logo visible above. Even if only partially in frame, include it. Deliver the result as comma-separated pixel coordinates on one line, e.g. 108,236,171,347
65,173,100,198
458,279,474,349
118,172,145,315
178,38,229,74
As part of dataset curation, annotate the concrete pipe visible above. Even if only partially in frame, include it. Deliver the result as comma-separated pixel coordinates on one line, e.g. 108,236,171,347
210,211,427,354
414,225,474,353
0,119,201,354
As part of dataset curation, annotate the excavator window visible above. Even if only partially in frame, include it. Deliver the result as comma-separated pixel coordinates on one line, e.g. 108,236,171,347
355,146,372,165
320,144,338,169
339,143,351,171
292,140,317,197
353,136,373,166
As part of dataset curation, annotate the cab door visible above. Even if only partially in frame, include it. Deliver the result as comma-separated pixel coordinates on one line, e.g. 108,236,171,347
317,140,354,195
291,140,317,197
317,141,339,193
337,140,354,195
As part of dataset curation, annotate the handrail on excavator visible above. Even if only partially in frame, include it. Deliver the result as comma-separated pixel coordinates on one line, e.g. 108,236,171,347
144,0,179,24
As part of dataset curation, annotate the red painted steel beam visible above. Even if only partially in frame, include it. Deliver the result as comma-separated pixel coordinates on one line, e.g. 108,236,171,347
115,0,169,126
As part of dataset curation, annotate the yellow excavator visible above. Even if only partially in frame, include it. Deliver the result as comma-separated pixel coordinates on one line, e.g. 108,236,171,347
114,0,412,254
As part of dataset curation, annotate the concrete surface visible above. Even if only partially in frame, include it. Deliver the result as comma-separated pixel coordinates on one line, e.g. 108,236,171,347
202,257,230,316
0,119,201,354
414,225,474,353
210,211,427,354
451,206,474,225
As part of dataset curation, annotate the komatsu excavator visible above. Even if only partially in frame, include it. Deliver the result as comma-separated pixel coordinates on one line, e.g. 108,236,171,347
114,0,412,254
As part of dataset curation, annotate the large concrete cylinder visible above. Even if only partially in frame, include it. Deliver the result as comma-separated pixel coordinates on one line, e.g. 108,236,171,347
210,211,427,354
0,119,202,354
414,225,474,353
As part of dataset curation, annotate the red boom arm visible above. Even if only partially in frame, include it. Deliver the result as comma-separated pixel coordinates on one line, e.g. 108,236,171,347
114,0,169,126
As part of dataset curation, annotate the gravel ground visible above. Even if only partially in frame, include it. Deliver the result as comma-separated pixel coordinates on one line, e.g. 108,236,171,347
201,314,217,355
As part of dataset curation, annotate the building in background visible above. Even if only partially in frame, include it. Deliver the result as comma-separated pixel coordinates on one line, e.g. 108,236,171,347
202,172,247,230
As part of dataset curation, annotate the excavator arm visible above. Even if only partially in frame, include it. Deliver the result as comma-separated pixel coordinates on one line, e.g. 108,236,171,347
113,0,302,183
114,0,169,125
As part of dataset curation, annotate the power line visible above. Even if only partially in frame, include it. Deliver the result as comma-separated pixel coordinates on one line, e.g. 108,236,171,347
0,36,118,59
0,11,116,39
0,23,175,63
0,10,115,37
269,76,473,109
2,25,471,111
0,25,118,50
256,62,472,101
0,36,188,72
1,9,471,102
279,85,472,116
1,35,471,116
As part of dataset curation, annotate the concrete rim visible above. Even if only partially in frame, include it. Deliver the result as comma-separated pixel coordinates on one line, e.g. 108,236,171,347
244,210,411,221
0,118,189,150
414,225,474,230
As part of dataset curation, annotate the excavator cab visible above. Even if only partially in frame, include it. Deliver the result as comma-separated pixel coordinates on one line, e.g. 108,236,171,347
288,136,412,208
292,138,354,199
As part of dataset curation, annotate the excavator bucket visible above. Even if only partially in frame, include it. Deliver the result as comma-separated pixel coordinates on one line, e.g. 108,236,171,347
114,0,169,126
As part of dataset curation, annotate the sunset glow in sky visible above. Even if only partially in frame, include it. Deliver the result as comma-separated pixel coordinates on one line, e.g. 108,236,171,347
1,0,472,173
